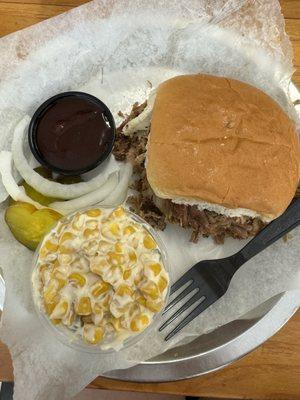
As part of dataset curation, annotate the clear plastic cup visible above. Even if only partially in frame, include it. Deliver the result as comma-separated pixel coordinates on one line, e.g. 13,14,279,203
31,206,170,354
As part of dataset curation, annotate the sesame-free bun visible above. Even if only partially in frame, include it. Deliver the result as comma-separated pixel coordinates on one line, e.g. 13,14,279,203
146,74,300,221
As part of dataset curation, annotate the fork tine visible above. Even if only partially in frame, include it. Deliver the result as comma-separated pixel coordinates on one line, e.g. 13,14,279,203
159,289,202,331
163,281,196,314
170,273,193,295
164,297,214,341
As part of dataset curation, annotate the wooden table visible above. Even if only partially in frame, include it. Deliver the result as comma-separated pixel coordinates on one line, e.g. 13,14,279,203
0,1,299,399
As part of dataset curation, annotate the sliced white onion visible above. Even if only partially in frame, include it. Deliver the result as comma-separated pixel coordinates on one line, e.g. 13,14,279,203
50,172,119,215
100,163,132,207
123,90,156,135
0,151,42,208
12,116,120,200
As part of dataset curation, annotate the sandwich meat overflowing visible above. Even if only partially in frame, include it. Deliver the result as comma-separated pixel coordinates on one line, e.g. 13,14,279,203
114,74,300,243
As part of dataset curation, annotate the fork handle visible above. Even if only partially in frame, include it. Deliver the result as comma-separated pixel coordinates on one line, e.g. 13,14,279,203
236,197,300,265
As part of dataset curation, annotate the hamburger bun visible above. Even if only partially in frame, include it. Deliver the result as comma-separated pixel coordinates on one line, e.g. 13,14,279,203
146,74,300,221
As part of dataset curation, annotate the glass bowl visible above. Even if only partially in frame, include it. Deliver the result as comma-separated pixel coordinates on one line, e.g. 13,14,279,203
31,205,170,354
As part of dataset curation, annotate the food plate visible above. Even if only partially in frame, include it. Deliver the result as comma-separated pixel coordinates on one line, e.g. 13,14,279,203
0,84,299,383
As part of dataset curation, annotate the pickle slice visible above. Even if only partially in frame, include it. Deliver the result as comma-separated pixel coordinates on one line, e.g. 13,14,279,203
6,167,81,249
34,166,53,179
20,169,83,205
56,175,83,185
8,166,57,206
22,181,59,206
5,202,62,250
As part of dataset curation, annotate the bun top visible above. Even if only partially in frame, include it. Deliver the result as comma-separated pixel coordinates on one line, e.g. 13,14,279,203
146,74,300,220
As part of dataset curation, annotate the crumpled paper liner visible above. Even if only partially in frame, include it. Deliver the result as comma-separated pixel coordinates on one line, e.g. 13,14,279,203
0,1,299,399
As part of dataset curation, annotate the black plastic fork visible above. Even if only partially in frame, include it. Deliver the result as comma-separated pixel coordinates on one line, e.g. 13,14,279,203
160,197,300,341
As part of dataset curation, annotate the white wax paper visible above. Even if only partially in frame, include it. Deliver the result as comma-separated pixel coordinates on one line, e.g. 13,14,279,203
0,1,299,399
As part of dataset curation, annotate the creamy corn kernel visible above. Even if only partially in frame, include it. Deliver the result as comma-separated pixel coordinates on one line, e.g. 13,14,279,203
44,240,58,253
113,207,125,218
91,281,110,298
116,284,134,297
123,225,136,235
33,207,169,348
60,231,75,244
45,301,57,316
83,324,104,344
123,269,131,280
128,251,137,263
146,299,164,313
140,281,160,300
51,300,69,319
108,251,124,265
51,318,61,325
114,242,123,253
85,209,102,218
143,234,157,250
109,222,121,236
76,297,92,316
158,276,168,293
101,265,123,286
43,279,59,304
93,303,102,313
149,263,162,276
58,245,73,254
130,314,150,332
136,295,147,307
72,213,85,231
90,256,107,276
83,228,99,239
69,272,86,287
111,317,123,332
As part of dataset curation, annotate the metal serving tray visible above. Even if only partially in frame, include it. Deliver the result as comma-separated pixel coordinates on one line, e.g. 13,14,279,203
0,85,298,383
105,292,299,381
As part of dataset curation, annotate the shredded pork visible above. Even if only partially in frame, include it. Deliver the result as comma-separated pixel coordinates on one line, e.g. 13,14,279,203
162,200,265,244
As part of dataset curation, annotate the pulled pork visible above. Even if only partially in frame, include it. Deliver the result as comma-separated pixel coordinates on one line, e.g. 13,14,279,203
116,101,147,134
113,102,266,244
114,101,148,175
162,201,265,244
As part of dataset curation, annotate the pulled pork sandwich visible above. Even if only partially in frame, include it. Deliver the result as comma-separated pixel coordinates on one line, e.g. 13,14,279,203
114,74,300,243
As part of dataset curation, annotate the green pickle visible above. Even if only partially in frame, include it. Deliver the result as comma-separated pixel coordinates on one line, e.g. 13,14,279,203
6,167,82,250
5,202,62,251
8,166,56,206
56,175,83,185
33,166,53,179
22,166,57,206
22,181,59,206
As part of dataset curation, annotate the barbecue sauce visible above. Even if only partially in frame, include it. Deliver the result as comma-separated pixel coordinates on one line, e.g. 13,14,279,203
36,96,114,172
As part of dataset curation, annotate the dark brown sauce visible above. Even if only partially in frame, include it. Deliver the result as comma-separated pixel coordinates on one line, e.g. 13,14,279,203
36,96,114,172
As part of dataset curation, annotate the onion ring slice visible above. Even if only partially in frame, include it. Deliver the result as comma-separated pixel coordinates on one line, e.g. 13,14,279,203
50,172,119,215
100,163,132,206
0,151,42,208
12,116,120,200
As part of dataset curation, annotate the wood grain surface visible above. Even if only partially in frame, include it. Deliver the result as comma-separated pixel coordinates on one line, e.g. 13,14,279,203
0,1,299,399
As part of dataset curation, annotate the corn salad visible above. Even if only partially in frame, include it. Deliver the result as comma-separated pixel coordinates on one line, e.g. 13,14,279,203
32,207,169,348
